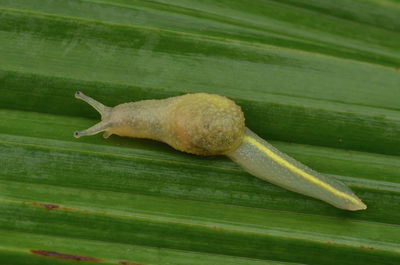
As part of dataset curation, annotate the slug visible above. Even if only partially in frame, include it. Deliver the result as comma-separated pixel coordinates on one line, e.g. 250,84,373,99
74,91,367,211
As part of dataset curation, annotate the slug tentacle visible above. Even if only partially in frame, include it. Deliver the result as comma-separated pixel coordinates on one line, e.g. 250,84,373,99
227,128,366,211
103,131,112,139
75,91,111,120
74,120,111,139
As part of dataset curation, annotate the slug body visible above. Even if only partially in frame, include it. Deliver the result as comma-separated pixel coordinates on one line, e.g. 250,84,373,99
74,92,366,211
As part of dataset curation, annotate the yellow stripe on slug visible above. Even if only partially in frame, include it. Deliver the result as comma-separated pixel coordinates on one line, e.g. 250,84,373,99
243,135,361,205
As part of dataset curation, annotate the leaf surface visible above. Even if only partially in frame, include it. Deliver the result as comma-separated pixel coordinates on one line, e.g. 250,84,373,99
0,0,399,264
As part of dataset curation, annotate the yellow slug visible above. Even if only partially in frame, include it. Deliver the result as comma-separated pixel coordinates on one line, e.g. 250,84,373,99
74,91,367,211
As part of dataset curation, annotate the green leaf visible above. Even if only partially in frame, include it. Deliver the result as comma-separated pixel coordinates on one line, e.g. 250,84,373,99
0,0,399,264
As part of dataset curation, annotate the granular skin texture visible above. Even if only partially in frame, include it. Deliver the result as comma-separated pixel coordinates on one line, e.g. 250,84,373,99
108,93,245,155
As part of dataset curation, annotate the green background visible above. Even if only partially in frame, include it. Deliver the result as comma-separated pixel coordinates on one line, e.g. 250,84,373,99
0,0,399,264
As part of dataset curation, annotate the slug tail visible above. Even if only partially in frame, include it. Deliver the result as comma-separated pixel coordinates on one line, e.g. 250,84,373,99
75,91,111,120
227,128,367,211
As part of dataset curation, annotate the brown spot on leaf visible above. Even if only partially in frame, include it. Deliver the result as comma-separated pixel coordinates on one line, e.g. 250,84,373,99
119,261,144,265
31,202,59,210
360,245,374,250
394,67,399,71
41,204,60,210
31,250,101,262
30,202,74,211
